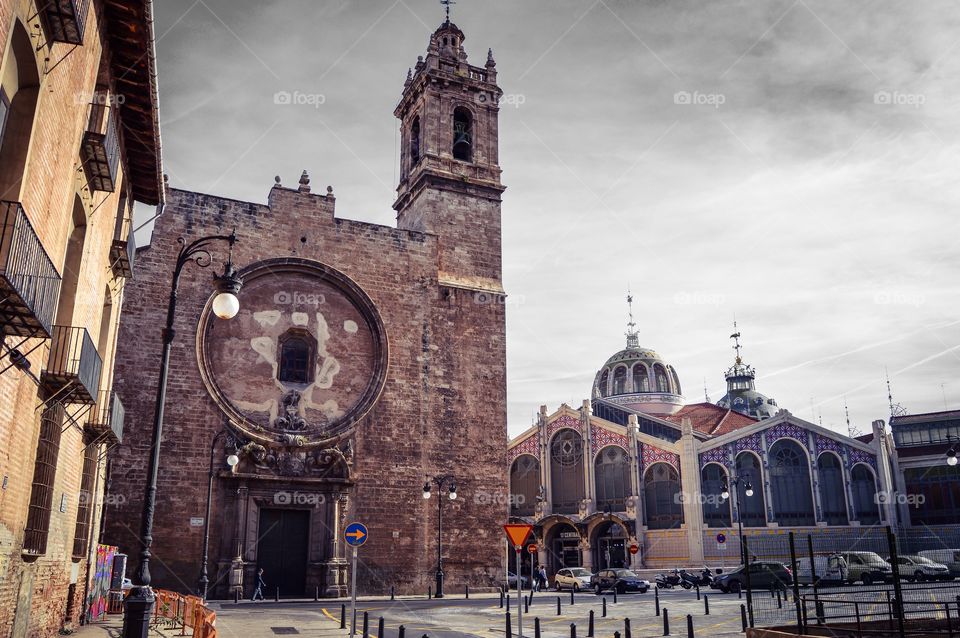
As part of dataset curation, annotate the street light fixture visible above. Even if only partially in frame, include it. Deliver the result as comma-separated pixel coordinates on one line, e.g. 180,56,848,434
197,425,240,600
721,474,754,627
946,435,958,466
124,232,242,638
422,475,457,598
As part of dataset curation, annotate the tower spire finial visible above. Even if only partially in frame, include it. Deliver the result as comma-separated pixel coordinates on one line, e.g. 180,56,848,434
440,0,455,22
886,367,908,418
625,287,639,348
730,319,743,365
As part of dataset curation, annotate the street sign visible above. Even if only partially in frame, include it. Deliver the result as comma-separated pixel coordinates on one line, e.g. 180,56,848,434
716,532,726,544
345,522,368,547
629,544,639,555
527,543,537,554
503,524,533,548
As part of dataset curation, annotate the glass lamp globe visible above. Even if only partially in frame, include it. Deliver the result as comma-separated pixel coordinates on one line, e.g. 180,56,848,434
212,291,240,320
745,485,755,497
721,489,730,500
422,483,432,499
448,486,457,500
948,452,958,467
226,454,239,467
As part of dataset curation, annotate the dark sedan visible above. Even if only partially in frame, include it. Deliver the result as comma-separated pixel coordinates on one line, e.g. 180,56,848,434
714,561,792,593
590,569,650,594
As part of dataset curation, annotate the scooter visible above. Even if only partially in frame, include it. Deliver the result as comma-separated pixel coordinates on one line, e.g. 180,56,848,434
676,568,696,589
655,570,680,589
698,566,715,587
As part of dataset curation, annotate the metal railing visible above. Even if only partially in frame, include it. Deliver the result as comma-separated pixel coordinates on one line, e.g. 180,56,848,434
82,101,120,192
42,325,102,405
87,390,124,444
0,202,61,338
40,0,90,44
109,226,136,278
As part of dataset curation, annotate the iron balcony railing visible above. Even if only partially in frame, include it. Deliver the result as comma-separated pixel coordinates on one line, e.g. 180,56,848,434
87,390,124,444
81,101,120,193
39,0,90,45
0,202,62,339
109,226,135,279
41,326,102,405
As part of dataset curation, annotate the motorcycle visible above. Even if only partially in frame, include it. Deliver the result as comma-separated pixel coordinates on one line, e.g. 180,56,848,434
655,570,679,589
699,566,716,587
676,568,696,589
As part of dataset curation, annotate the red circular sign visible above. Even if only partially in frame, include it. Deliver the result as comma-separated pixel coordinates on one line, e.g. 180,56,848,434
629,544,639,555
527,543,538,554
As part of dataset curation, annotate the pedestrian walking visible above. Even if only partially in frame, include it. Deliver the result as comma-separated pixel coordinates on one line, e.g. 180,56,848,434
538,565,548,592
252,568,266,601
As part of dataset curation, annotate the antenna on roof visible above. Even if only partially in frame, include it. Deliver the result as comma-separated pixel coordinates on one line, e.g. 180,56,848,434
844,397,863,438
886,367,907,418
440,0,455,21
625,287,639,348
704,377,709,403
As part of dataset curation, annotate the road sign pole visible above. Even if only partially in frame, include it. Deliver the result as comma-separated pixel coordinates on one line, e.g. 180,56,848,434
516,546,523,638
350,545,358,637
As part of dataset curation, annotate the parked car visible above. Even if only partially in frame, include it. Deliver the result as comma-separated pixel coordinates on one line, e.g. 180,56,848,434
840,551,892,585
590,569,650,594
507,571,530,590
891,555,951,582
796,554,847,586
554,567,593,592
918,549,960,580
714,561,792,593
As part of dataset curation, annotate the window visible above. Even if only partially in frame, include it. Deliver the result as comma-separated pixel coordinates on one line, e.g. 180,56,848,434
817,453,848,525
0,88,9,151
594,446,631,512
24,404,66,555
701,463,731,527
632,364,649,392
452,107,472,161
409,116,421,164
277,330,316,384
510,455,539,516
670,368,682,395
72,441,97,559
851,464,880,525
735,452,767,527
644,462,683,529
654,364,670,393
550,429,584,514
0,20,41,200
768,439,815,526
612,366,626,394
598,370,609,398
904,465,960,525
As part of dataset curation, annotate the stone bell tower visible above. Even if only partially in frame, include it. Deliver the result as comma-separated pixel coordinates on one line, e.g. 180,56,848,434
394,19,505,291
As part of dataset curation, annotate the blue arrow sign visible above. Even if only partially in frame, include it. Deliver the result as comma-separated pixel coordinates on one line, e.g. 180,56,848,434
716,533,726,544
344,522,368,547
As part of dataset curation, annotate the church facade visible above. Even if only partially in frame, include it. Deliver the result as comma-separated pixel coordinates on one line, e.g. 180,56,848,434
104,20,508,598
508,318,900,572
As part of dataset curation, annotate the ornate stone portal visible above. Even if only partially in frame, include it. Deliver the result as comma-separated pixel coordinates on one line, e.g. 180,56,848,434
197,258,389,596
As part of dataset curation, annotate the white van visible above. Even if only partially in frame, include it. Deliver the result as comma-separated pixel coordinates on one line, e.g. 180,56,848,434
918,550,960,580
796,554,848,586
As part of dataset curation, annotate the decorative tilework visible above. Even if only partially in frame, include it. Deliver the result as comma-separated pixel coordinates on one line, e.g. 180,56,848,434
509,433,540,462
592,426,629,456
699,445,729,467
765,422,808,446
813,433,843,456
848,447,878,471
547,414,582,439
732,432,763,455
639,442,680,473
813,432,879,471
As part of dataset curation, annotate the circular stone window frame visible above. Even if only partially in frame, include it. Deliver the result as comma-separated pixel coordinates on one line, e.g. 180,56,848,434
196,257,389,449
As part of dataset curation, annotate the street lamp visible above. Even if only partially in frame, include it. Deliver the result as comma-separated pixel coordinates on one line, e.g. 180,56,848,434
946,435,958,466
422,475,457,598
197,425,240,600
124,232,242,638
721,474,754,627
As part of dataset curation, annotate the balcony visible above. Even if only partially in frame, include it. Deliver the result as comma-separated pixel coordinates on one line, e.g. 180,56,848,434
80,102,120,193
86,391,124,444
109,227,135,279
0,202,62,339
39,0,90,45
40,326,102,405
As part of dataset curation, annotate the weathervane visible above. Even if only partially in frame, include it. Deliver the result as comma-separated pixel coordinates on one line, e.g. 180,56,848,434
625,288,639,348
440,0,455,21
730,319,743,364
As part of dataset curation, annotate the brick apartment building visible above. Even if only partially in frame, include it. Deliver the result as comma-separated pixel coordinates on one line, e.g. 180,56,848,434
103,18,509,598
0,0,161,635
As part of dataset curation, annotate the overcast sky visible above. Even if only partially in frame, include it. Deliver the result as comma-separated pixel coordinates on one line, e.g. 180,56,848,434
143,0,960,438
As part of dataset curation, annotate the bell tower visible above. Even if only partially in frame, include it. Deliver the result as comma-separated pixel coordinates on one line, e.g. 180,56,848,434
394,19,505,290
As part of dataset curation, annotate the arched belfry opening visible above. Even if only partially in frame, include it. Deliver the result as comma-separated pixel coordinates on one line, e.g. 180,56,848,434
452,106,472,161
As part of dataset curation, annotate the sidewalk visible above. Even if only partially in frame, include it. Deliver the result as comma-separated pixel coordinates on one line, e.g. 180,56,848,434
71,611,352,638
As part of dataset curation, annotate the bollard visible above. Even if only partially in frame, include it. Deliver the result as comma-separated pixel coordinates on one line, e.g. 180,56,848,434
687,614,694,638
625,618,632,638
362,612,369,637
507,595,511,612
234,589,239,604
588,609,595,637
428,586,432,599
399,626,405,638
570,623,577,638
704,595,710,616
656,587,661,616
535,616,542,638
740,605,747,633
696,585,700,601
738,585,742,600
500,588,504,608
663,609,670,636
614,588,618,604
465,584,469,599
506,611,513,638
615,634,621,638
340,604,345,629
314,586,319,602
391,585,395,601
557,596,562,616
525,597,529,614
571,588,575,606
777,589,782,609
275,587,279,602
377,617,384,638
603,597,607,618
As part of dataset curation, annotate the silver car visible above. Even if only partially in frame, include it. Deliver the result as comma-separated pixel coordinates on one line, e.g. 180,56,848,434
554,567,593,592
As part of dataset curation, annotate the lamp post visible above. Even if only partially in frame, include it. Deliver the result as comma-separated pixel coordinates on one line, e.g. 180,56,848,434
197,426,240,599
422,475,457,599
124,232,242,638
946,435,958,466
721,475,754,627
